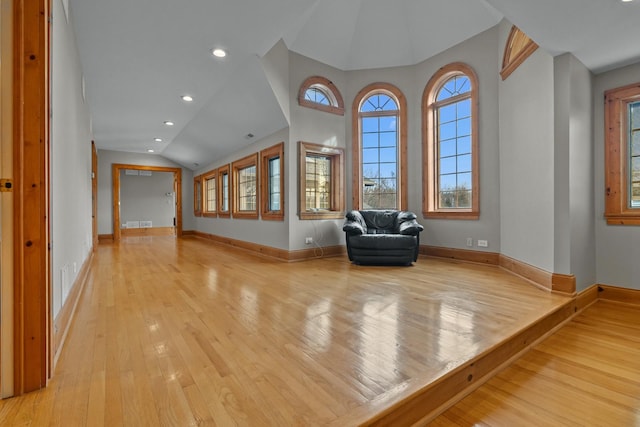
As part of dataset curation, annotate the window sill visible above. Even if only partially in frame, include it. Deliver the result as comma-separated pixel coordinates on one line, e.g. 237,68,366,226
299,210,344,220
605,215,640,226
424,210,479,220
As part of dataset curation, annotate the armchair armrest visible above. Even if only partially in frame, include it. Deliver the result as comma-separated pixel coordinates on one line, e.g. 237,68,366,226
343,210,366,235
396,211,424,236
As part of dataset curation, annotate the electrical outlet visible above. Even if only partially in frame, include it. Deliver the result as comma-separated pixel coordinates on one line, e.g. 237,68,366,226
478,239,488,247
305,237,313,245
466,237,473,247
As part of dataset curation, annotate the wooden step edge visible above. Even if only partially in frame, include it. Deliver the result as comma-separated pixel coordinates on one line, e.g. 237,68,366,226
360,298,580,426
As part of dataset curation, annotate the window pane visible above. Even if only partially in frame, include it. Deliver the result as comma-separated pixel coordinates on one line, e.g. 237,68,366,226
458,98,471,118
440,139,456,158
440,157,456,175
379,116,397,131
238,166,256,211
439,122,456,140
457,136,472,155
362,148,379,163
457,117,471,137
379,131,397,147
439,104,456,124
379,163,396,178
629,101,640,208
380,147,396,163
361,94,398,112
205,177,216,211
457,154,472,173
305,155,331,211
222,174,229,211
362,117,379,133
305,87,330,106
439,174,456,191
268,157,281,211
363,132,378,148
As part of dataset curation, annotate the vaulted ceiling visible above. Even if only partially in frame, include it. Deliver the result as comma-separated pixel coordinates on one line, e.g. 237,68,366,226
69,0,640,170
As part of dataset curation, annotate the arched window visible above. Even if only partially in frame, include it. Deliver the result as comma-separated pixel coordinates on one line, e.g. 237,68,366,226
352,83,407,210
423,63,479,219
298,76,345,115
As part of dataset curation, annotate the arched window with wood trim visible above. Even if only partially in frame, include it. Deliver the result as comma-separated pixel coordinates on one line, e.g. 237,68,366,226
352,83,407,210
423,63,479,219
501,25,538,80
298,76,345,115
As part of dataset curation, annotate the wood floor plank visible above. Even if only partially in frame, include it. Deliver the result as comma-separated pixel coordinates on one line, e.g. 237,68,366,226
0,236,597,425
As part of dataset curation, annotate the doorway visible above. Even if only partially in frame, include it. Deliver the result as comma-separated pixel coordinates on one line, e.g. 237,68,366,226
111,164,182,241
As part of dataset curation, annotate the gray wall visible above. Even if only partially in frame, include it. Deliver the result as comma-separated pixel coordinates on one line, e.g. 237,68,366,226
498,20,556,272
413,25,501,251
97,150,194,234
52,0,94,318
594,62,640,290
193,127,291,250
553,53,596,290
120,170,175,228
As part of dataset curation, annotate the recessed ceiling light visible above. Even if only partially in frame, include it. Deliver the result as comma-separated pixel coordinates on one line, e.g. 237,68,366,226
212,48,227,58
154,138,163,142
181,95,193,102
147,149,155,153
164,121,174,126
621,0,633,2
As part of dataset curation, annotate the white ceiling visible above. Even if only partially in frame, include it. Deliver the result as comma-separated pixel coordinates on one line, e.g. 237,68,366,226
69,0,640,170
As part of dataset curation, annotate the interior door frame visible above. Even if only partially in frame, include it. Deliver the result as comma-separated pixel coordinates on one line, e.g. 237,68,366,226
13,0,51,394
112,164,182,241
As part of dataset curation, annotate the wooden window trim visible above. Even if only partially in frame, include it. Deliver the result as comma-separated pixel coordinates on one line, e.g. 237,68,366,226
217,164,231,218
298,141,345,220
500,26,539,81
604,82,640,225
260,142,285,221
232,153,259,220
202,169,217,218
193,175,203,217
298,76,345,116
423,62,480,220
351,82,408,210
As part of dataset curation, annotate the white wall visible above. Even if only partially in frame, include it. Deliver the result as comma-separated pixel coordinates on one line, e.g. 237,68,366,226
498,20,556,272
594,61,640,289
120,171,175,228
97,150,194,234
51,0,94,319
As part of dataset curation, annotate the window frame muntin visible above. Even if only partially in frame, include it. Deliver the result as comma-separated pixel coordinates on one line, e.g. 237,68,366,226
298,141,345,220
260,142,285,221
604,82,640,225
232,153,259,220
351,82,408,211
423,62,480,220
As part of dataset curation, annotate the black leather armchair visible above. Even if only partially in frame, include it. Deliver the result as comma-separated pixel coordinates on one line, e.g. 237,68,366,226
343,210,424,265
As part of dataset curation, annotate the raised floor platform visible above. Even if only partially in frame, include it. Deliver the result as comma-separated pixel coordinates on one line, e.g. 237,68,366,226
0,236,578,425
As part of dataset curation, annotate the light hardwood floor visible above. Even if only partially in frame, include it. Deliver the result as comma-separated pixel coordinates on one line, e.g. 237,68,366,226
0,236,595,425
430,299,640,426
